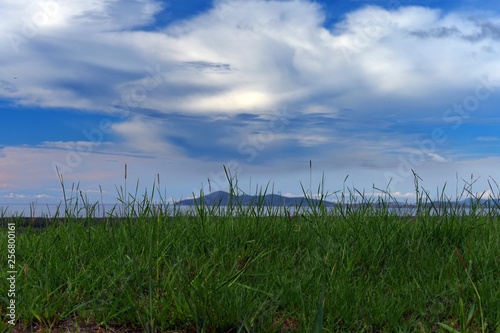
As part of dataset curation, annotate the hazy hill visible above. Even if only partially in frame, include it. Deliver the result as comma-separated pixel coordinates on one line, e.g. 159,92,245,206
177,190,336,207
177,191,500,209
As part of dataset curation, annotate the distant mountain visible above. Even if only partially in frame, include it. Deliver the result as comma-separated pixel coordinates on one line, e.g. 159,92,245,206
177,191,336,207
177,191,500,209
458,198,500,207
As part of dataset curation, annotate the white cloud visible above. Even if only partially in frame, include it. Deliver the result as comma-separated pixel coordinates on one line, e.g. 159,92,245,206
296,134,331,147
427,152,448,163
5,193,27,199
40,141,113,150
2,1,500,118
111,116,182,156
476,136,499,142
0,0,163,112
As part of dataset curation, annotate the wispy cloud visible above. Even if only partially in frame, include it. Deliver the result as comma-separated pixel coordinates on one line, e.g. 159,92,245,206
476,136,500,142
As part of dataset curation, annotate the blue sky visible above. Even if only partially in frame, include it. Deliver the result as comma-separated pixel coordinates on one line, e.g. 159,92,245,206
1,0,500,213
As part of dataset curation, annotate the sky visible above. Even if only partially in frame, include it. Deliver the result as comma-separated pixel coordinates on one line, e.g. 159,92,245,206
1,0,500,214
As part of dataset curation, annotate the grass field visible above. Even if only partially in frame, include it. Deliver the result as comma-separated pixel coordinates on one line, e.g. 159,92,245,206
0,173,499,332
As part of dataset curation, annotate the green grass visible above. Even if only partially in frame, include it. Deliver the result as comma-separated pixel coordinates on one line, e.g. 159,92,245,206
0,171,499,332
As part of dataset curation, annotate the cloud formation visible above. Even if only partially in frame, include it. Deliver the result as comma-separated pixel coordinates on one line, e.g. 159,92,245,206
2,0,500,206
3,1,499,118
